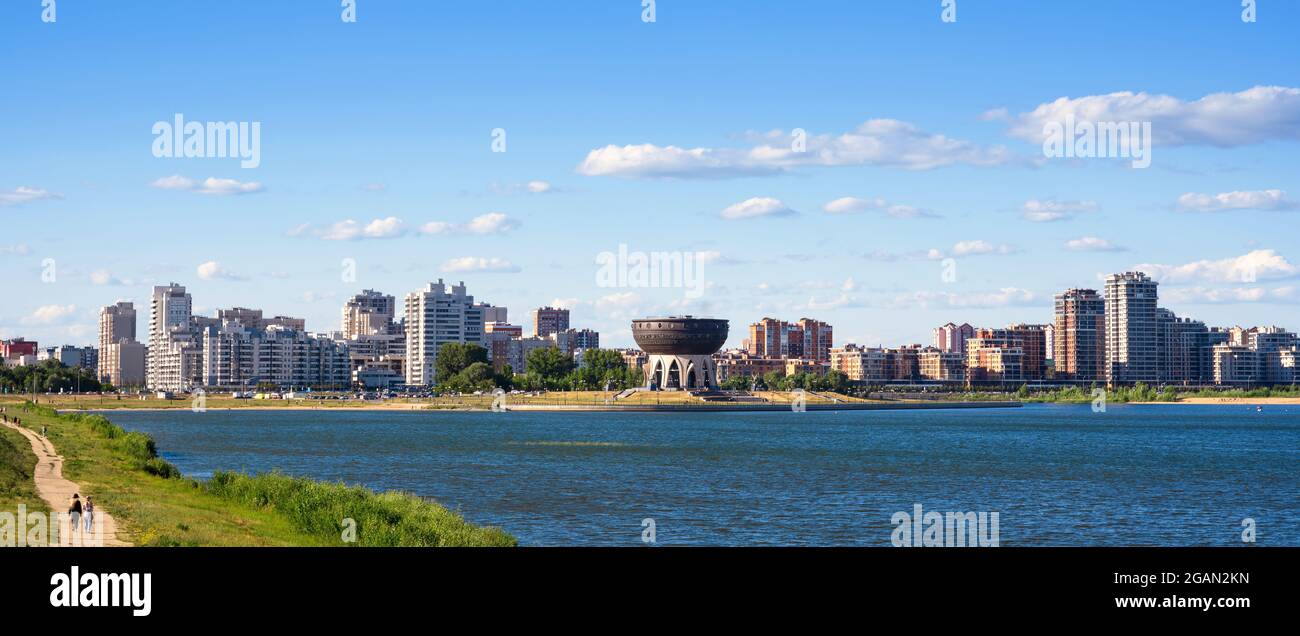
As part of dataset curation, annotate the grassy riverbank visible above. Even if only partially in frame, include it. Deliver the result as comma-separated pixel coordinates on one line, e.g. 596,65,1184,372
0,422,49,516
0,403,514,547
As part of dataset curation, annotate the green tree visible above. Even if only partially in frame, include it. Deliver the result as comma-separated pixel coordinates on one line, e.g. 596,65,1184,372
526,346,575,388
435,343,490,384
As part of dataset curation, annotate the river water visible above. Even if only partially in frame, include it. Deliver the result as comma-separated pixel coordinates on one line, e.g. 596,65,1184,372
106,403,1299,546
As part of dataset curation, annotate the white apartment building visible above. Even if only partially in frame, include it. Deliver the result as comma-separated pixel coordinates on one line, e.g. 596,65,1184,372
342,289,398,339
148,283,193,389
200,322,350,389
403,280,487,386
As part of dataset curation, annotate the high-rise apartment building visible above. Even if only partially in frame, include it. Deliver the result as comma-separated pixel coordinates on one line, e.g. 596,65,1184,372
98,301,139,385
342,289,397,339
795,318,833,363
148,283,193,389
747,317,784,358
748,317,833,362
99,302,136,349
1157,310,1218,385
404,280,487,385
531,306,570,338
1104,272,1160,384
1054,288,1105,382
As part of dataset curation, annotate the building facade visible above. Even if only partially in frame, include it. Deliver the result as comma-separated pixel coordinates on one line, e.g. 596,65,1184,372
1104,272,1160,384
918,347,965,383
829,344,888,383
404,280,487,386
342,289,397,339
1053,288,1105,382
147,284,194,390
531,306,570,338
933,322,975,355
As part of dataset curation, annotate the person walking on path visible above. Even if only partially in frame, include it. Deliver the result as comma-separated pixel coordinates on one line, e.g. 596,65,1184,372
68,493,83,539
83,497,96,533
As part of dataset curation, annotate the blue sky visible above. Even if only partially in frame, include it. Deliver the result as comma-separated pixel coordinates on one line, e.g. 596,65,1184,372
2,0,1298,349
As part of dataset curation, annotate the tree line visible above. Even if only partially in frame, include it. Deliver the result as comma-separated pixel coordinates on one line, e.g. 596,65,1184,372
433,343,644,393
0,359,106,394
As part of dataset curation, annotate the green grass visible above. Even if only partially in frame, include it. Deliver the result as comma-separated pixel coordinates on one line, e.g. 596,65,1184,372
204,471,514,547
0,422,49,517
0,402,514,547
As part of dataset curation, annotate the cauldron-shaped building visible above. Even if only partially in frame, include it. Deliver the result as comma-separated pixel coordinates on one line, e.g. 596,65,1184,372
631,317,729,390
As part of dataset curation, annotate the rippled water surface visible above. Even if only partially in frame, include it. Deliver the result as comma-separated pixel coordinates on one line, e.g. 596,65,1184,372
106,404,1300,546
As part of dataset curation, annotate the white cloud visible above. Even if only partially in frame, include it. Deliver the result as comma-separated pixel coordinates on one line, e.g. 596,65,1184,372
196,261,248,281
1176,189,1297,212
577,144,766,179
1021,199,1098,222
440,257,520,273
361,217,406,238
1066,236,1126,252
721,197,797,220
463,212,519,234
308,213,519,240
22,304,77,325
1160,286,1300,304
577,119,1012,179
90,269,132,286
150,175,195,190
319,217,408,240
799,293,864,311
420,213,519,235
419,221,453,235
889,288,1038,310
1134,249,1298,284
0,243,30,256
301,291,338,303
949,240,1017,257
151,175,264,196
593,292,644,319
823,196,938,218
193,177,265,196
548,297,582,310
526,180,552,194
998,85,1300,147
0,186,61,207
